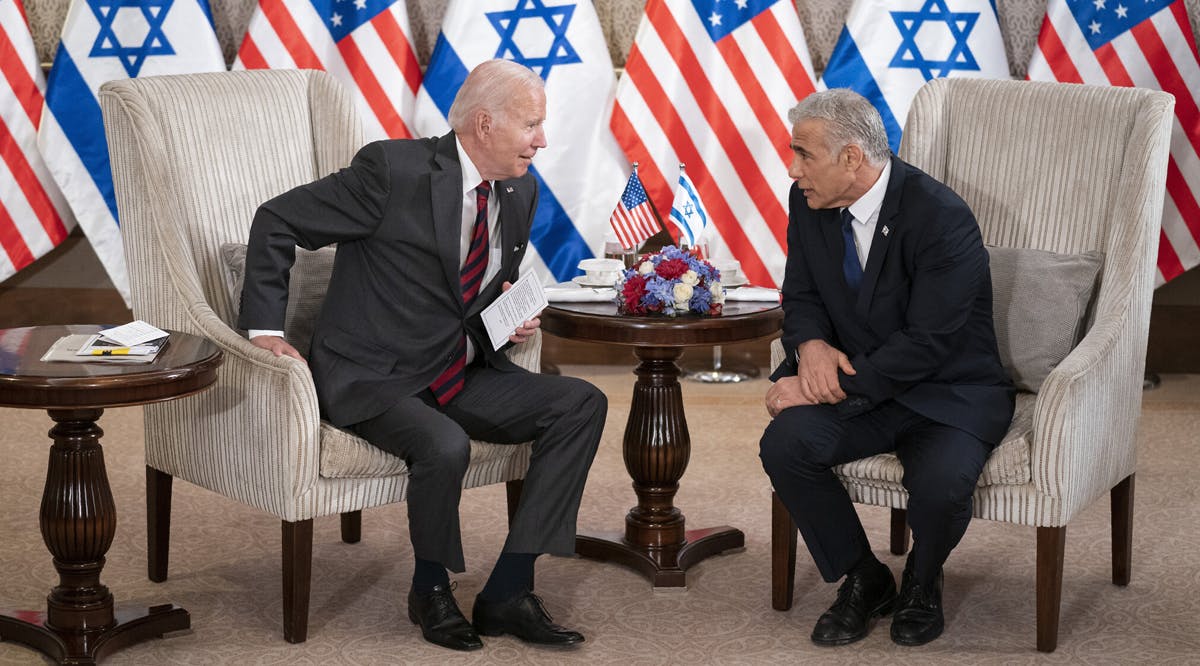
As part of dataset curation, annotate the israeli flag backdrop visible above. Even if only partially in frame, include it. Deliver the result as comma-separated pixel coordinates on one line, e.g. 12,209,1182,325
820,0,1009,152
39,0,226,304
413,0,626,284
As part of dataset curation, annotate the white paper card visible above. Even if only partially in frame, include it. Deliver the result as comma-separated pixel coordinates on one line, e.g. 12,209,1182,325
99,320,169,346
481,272,548,351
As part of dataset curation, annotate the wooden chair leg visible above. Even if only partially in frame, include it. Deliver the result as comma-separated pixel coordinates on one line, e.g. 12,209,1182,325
771,490,797,611
340,511,362,544
1036,526,1066,653
282,519,314,644
890,507,910,555
146,465,172,583
505,479,524,526
1111,474,1134,586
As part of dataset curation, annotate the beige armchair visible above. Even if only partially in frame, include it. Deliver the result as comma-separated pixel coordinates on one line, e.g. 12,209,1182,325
99,69,535,643
769,78,1174,651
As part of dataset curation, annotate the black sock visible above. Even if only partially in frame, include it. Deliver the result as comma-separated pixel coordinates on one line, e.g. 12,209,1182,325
849,550,882,577
412,558,449,594
478,553,539,602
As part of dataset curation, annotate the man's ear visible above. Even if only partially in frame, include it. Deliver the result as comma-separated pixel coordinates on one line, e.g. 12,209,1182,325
475,110,492,141
843,143,864,169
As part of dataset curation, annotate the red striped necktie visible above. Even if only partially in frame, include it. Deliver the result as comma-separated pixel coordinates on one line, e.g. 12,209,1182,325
430,180,491,405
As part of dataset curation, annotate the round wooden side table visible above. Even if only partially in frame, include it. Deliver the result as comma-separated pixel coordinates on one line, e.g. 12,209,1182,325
541,301,782,587
0,325,222,665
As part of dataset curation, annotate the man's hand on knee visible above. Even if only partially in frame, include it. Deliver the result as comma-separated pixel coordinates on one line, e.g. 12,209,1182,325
795,339,855,404
765,376,817,417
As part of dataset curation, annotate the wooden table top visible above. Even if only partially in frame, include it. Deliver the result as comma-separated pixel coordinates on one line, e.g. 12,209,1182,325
0,325,223,410
541,301,783,348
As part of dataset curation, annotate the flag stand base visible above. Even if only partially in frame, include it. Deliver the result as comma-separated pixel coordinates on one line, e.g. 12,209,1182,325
680,346,759,383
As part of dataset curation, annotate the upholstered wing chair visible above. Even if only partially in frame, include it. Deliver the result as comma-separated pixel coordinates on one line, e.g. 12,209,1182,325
99,69,536,643
769,78,1174,652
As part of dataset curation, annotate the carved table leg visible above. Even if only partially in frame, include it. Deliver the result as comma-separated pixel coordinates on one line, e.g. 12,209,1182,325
575,347,743,587
0,409,189,664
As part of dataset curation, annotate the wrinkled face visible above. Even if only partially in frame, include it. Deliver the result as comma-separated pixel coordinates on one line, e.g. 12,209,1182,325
475,87,548,181
788,118,857,210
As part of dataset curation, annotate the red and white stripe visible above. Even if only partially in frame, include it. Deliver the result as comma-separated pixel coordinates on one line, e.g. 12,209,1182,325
1029,0,1200,285
0,0,72,282
235,0,421,142
612,0,816,288
610,202,658,250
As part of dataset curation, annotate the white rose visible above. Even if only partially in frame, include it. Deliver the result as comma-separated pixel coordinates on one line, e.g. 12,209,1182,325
711,283,725,304
680,269,699,286
673,282,694,306
638,261,654,275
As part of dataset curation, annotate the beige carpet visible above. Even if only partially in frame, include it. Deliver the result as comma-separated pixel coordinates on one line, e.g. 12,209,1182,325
0,365,1198,664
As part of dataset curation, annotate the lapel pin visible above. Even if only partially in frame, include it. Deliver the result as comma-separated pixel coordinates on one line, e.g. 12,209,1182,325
881,225,890,236
513,244,521,252
505,186,514,193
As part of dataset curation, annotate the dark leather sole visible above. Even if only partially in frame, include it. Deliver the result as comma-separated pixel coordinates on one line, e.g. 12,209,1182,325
474,621,585,646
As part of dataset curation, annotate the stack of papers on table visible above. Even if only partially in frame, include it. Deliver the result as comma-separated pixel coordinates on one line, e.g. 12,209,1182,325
41,321,170,364
545,282,617,303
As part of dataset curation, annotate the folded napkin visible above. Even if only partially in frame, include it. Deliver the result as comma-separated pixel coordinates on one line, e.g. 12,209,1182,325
545,284,617,303
725,286,780,302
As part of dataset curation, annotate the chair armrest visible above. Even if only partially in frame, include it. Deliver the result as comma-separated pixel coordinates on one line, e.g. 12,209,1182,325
1028,305,1142,515
504,328,542,373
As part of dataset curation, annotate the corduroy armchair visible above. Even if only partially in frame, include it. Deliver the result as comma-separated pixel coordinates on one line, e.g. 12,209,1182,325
98,69,536,643
769,77,1174,652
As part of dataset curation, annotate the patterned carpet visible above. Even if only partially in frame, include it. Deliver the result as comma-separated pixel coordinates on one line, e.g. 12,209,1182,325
0,365,1197,664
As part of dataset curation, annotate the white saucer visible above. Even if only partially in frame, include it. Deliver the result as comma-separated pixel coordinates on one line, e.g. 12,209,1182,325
719,274,748,288
572,275,619,288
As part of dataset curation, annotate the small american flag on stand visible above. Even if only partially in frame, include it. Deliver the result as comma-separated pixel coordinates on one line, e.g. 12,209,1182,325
609,165,661,251
1028,0,1200,285
235,0,421,141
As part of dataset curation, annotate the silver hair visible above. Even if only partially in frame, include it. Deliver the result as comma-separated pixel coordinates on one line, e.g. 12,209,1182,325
787,89,890,165
447,59,544,133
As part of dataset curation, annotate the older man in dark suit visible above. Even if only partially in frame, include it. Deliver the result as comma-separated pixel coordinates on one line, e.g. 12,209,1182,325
238,59,605,652
759,89,1015,647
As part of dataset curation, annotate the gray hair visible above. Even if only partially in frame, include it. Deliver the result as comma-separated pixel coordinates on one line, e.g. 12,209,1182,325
787,89,890,165
447,59,544,133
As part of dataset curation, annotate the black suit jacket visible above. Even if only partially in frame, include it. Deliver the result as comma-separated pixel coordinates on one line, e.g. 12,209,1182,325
771,156,1014,444
238,133,536,427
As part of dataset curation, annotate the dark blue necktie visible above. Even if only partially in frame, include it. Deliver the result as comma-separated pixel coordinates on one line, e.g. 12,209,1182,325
841,208,862,293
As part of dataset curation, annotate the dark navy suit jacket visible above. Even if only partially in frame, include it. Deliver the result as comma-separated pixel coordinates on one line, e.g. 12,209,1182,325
771,155,1014,444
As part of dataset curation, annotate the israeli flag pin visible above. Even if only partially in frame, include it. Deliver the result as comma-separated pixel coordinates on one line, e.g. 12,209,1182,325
505,186,515,193
881,226,890,237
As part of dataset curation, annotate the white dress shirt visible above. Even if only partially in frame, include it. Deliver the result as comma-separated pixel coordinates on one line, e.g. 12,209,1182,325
841,159,893,269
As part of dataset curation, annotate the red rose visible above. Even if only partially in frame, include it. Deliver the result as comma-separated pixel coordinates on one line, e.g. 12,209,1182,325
622,275,647,314
655,258,689,279
709,302,723,316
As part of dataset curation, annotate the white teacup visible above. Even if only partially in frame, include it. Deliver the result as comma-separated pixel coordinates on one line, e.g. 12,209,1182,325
710,258,741,284
578,258,625,284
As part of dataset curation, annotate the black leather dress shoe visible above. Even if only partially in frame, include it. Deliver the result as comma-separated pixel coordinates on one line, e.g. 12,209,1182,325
891,566,945,646
472,591,584,646
811,559,898,646
407,584,483,651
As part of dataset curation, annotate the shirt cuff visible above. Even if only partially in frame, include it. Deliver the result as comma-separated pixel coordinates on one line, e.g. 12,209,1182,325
249,329,285,339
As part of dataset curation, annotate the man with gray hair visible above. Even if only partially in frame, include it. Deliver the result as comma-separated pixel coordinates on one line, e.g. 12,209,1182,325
240,59,604,651
759,88,1014,646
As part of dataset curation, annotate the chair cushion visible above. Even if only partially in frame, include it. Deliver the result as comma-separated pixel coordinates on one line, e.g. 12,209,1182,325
987,246,1103,392
220,242,336,357
834,392,1037,487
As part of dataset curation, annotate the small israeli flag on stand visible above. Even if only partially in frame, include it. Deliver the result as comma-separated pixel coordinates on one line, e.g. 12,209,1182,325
820,0,1009,152
669,165,709,250
39,0,226,305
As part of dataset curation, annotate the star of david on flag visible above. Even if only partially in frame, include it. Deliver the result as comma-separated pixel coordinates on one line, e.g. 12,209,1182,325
0,0,74,283
1028,0,1200,286
39,0,224,304
821,0,1009,152
414,0,626,285
611,0,818,288
235,0,422,142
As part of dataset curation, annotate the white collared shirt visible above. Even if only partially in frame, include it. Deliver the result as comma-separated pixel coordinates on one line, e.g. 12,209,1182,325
841,159,893,269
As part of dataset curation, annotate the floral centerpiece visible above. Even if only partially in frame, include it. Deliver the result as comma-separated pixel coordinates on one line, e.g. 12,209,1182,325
617,245,725,316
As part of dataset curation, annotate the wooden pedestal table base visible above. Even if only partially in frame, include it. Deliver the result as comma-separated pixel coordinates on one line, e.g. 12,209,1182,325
541,302,782,588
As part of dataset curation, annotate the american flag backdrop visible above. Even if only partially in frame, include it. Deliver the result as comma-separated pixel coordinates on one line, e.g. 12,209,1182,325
612,0,817,288
236,0,421,141
0,0,72,283
1028,0,1200,285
